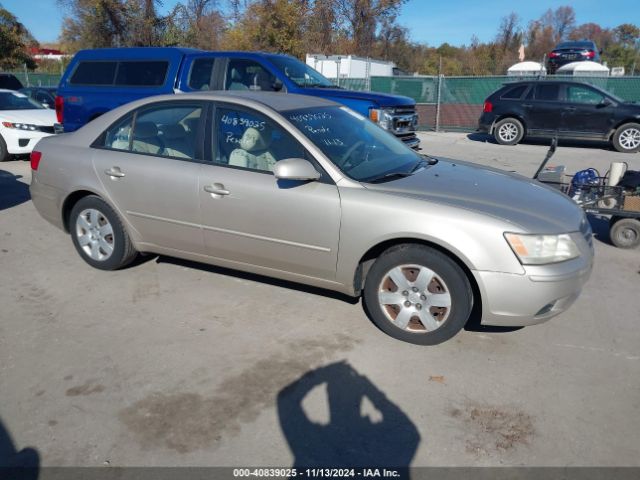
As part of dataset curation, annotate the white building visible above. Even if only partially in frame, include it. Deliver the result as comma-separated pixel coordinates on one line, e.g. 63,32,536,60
507,61,546,76
306,54,397,78
556,61,610,77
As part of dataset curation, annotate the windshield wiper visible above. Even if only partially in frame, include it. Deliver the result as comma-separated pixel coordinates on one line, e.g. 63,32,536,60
368,172,413,183
367,158,434,183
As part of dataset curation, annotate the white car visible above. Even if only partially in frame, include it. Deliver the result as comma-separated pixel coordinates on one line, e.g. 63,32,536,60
0,89,57,162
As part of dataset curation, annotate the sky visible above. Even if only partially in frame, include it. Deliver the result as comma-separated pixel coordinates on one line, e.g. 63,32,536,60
3,0,638,47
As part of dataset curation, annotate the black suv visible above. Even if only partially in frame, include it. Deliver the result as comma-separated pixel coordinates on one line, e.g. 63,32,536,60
0,73,24,90
547,40,601,74
478,81,640,153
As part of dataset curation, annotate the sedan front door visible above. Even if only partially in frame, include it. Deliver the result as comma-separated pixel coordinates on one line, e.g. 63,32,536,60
198,104,341,282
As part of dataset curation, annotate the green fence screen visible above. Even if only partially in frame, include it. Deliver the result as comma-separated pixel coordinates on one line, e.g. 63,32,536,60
10,71,640,131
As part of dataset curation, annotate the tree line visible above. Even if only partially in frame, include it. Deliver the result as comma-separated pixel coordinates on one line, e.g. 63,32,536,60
1,1,639,76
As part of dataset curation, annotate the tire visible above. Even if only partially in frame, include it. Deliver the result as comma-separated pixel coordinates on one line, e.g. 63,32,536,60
0,134,9,162
69,195,137,270
363,244,473,345
612,123,640,153
493,117,524,146
610,217,640,249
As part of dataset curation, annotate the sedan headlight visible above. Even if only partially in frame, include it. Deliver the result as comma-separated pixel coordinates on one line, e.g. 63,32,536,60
2,122,39,131
504,233,580,265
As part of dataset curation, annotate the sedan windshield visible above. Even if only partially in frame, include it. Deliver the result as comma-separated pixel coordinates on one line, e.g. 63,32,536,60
0,92,45,110
286,106,427,182
268,56,336,88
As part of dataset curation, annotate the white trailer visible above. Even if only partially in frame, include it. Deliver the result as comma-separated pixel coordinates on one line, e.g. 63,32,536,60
306,54,397,78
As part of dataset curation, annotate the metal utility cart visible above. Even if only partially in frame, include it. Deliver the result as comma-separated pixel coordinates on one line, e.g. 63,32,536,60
534,140,640,249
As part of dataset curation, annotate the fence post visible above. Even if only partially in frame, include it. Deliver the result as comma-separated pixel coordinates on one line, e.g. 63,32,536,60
435,75,443,133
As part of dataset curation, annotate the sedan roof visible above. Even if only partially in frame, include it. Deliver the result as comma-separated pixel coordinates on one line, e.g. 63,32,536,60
177,90,340,112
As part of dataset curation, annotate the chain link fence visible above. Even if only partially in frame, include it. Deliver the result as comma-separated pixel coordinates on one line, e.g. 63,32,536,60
341,75,640,132
10,72,62,88
10,71,640,132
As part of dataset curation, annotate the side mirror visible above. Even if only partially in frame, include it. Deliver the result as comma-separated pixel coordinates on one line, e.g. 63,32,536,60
273,158,320,181
273,79,284,92
42,103,51,109
598,97,614,108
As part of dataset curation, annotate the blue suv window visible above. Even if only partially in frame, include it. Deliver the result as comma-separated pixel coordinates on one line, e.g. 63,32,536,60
70,61,168,86
70,61,117,85
115,61,168,87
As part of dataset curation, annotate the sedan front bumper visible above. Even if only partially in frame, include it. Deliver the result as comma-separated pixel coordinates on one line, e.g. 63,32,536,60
473,256,593,327
1,127,54,155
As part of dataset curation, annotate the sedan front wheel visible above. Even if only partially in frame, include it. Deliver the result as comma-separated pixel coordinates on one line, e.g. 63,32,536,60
363,244,473,345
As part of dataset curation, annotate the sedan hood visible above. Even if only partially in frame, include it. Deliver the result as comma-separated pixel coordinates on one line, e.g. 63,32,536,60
365,158,584,233
0,109,56,126
294,87,415,108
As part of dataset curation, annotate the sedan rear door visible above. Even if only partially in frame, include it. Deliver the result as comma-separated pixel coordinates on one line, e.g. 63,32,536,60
91,101,207,254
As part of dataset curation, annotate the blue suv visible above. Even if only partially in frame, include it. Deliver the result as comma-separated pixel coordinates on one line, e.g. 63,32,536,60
55,47,419,148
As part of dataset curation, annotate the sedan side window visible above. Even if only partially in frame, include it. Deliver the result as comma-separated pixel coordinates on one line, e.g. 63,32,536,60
225,59,278,91
104,114,134,151
214,107,306,173
101,104,203,159
566,85,604,104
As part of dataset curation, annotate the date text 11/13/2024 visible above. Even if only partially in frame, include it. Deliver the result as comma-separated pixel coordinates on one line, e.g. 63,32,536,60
232,468,402,477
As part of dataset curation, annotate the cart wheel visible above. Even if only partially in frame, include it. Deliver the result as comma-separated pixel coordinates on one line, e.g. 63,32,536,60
610,218,640,249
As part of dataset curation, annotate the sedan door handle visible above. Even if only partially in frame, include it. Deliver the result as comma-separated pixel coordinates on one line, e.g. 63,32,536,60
564,106,577,111
104,167,125,178
522,103,533,108
203,184,230,196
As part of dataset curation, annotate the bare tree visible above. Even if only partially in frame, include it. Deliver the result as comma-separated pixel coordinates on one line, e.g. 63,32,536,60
335,0,406,57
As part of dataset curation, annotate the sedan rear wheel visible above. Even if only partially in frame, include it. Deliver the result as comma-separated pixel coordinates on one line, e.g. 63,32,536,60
70,195,137,270
363,244,472,345
613,123,640,153
494,118,524,146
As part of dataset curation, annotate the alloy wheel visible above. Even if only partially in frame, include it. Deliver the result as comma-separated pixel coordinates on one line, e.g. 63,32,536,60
619,127,640,150
75,208,114,261
377,264,452,333
498,122,518,142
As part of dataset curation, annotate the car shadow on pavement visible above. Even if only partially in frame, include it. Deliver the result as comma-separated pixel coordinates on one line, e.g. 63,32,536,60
277,361,420,471
466,132,613,151
155,256,360,304
0,170,30,211
0,418,39,479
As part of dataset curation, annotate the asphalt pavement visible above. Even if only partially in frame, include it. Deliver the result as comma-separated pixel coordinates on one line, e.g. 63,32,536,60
1,132,639,469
